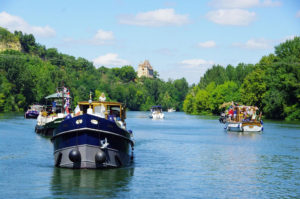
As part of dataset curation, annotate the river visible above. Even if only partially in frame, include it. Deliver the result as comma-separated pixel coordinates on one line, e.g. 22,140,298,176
0,112,299,198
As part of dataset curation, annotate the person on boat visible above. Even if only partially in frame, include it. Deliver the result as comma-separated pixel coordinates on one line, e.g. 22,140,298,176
243,109,247,118
99,93,106,102
228,108,234,121
52,101,57,113
233,109,237,121
251,107,258,121
108,109,117,121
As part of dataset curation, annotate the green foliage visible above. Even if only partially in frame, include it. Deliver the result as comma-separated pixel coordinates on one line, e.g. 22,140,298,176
240,69,266,108
0,27,19,43
198,65,228,89
184,36,300,120
275,36,300,62
0,28,189,113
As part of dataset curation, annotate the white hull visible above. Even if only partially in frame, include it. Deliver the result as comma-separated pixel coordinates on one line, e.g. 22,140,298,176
243,124,263,132
150,113,164,119
226,122,263,132
226,123,242,132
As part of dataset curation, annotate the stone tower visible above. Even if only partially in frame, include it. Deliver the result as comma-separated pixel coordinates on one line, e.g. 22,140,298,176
137,60,154,78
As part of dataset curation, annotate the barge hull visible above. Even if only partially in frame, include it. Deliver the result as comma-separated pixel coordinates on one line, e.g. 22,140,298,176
54,144,132,169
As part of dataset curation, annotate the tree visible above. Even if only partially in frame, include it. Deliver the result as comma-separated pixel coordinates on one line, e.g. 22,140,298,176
199,65,228,89
240,69,267,108
275,36,300,62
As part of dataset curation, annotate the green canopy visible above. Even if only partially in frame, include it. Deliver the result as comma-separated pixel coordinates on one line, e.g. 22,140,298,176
45,92,72,99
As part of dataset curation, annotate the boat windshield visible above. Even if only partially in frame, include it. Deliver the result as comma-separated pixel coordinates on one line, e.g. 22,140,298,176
77,101,126,122
151,106,162,112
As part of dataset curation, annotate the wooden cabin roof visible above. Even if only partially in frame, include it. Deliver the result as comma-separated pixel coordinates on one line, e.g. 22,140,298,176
78,101,124,107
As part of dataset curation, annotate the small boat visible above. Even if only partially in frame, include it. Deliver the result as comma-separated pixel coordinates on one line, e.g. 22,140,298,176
51,94,134,169
221,104,263,132
35,88,71,137
24,104,43,119
167,108,176,112
35,112,66,136
149,105,164,119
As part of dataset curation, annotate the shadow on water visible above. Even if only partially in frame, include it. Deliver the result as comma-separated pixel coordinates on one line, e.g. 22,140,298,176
51,167,134,198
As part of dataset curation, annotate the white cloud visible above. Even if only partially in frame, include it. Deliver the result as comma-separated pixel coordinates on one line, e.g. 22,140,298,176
296,10,300,18
283,35,296,41
94,29,114,40
93,53,130,67
206,9,256,26
233,38,271,49
0,11,55,37
209,0,260,8
180,59,214,68
119,8,189,27
91,29,114,45
208,0,280,8
61,29,115,46
261,0,281,7
198,40,216,48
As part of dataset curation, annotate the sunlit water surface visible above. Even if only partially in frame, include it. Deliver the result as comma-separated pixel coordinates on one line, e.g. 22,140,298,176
0,112,299,198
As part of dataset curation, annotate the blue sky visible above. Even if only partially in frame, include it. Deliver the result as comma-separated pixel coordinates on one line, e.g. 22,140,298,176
1,0,299,84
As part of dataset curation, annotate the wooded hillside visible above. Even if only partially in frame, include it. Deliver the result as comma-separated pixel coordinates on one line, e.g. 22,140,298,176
183,37,300,120
0,27,188,112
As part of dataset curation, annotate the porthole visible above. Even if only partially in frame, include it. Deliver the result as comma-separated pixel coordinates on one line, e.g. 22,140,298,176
91,119,98,125
76,119,83,124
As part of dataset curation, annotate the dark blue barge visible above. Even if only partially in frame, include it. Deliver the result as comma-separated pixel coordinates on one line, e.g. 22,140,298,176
52,100,134,169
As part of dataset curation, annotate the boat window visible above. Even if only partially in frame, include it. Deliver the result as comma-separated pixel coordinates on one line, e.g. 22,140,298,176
94,105,105,118
80,105,90,114
107,105,121,121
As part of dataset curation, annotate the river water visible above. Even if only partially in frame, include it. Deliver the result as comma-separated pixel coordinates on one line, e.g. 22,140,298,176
0,112,299,198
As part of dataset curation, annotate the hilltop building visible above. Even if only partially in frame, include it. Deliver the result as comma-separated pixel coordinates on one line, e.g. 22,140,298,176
137,60,154,78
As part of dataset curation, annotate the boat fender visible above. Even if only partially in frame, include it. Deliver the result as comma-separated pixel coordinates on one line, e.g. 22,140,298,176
95,150,106,163
69,149,81,163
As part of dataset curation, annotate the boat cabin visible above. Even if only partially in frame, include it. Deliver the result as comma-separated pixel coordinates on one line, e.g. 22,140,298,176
43,90,72,114
28,104,44,112
75,101,126,122
150,105,162,113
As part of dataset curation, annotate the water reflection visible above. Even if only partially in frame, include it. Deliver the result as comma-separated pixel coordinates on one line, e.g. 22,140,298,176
51,167,134,198
0,112,21,119
226,131,262,139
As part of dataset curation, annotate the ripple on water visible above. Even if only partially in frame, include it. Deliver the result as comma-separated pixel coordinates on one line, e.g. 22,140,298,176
0,112,300,198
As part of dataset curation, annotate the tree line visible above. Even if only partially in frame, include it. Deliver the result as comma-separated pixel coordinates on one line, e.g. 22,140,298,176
183,37,300,120
0,27,188,112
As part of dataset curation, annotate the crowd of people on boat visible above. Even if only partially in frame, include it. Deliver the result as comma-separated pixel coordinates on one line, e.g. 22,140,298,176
219,102,262,123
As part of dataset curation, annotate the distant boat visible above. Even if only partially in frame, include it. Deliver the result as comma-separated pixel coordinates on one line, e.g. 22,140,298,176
35,88,71,137
149,105,164,119
221,104,263,132
167,108,175,112
51,94,134,169
24,104,43,119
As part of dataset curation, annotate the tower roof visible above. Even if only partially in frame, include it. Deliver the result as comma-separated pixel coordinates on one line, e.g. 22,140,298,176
139,60,153,70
